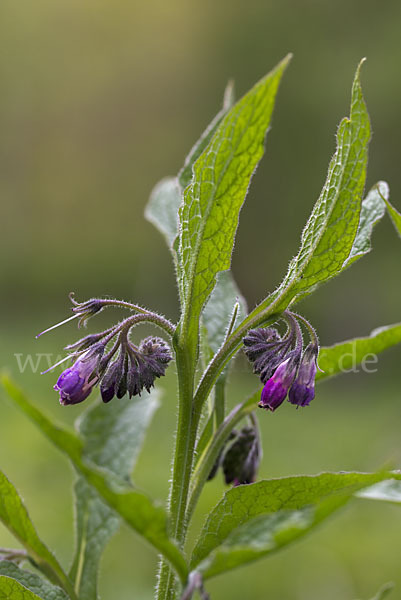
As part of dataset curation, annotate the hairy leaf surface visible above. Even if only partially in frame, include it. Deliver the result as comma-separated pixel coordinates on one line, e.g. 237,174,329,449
384,198,401,238
238,60,371,332
191,472,396,578
0,563,67,600
178,55,290,334
344,181,388,267
316,322,401,381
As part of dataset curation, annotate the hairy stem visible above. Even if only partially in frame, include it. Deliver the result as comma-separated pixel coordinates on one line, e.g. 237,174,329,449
186,393,258,523
156,330,199,599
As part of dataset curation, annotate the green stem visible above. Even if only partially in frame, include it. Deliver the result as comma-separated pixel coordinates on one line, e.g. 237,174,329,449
213,376,226,429
156,331,200,599
156,296,288,597
186,393,258,524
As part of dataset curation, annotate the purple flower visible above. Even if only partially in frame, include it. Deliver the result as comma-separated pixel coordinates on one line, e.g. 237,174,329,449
288,343,318,407
243,327,295,383
54,351,100,405
259,355,299,411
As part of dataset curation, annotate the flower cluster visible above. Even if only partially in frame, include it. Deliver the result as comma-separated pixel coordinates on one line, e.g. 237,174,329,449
54,334,172,406
38,296,173,406
207,424,261,486
244,312,319,412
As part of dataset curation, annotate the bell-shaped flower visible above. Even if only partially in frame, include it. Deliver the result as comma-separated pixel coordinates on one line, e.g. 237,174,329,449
258,354,299,412
54,348,102,405
288,343,318,407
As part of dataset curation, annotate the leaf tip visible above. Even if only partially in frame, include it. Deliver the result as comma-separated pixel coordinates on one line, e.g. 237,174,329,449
355,57,367,81
281,52,293,69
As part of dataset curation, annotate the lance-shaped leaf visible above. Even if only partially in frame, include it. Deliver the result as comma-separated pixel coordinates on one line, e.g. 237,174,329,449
191,471,398,579
0,563,67,600
344,181,388,268
178,55,291,334
384,197,401,238
0,576,42,600
0,376,188,583
238,60,371,331
278,59,370,301
0,472,74,598
316,322,401,381
69,393,159,600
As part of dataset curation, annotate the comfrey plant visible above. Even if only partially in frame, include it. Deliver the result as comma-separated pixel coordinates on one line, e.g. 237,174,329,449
2,55,401,600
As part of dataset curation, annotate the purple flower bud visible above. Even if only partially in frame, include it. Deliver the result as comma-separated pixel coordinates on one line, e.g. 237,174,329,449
100,352,127,403
243,327,295,383
288,343,318,407
69,293,105,328
54,350,101,405
64,331,111,353
126,337,172,398
243,328,281,362
259,355,299,412
222,426,261,486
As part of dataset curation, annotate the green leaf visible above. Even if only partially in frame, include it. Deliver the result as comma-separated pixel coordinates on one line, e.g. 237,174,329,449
69,393,159,600
190,471,396,579
344,181,388,268
78,392,160,478
69,481,119,600
0,471,74,597
238,60,371,332
0,563,67,600
178,55,291,337
0,577,42,600
278,59,370,301
384,197,401,238
0,375,188,583
316,322,401,381
145,177,182,249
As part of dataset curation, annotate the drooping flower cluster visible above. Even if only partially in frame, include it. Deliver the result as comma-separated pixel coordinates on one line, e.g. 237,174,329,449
100,336,172,403
243,311,319,412
38,296,173,406
207,424,261,486
54,334,172,406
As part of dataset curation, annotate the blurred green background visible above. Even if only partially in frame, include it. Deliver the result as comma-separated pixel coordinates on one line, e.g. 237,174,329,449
1,1,401,598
